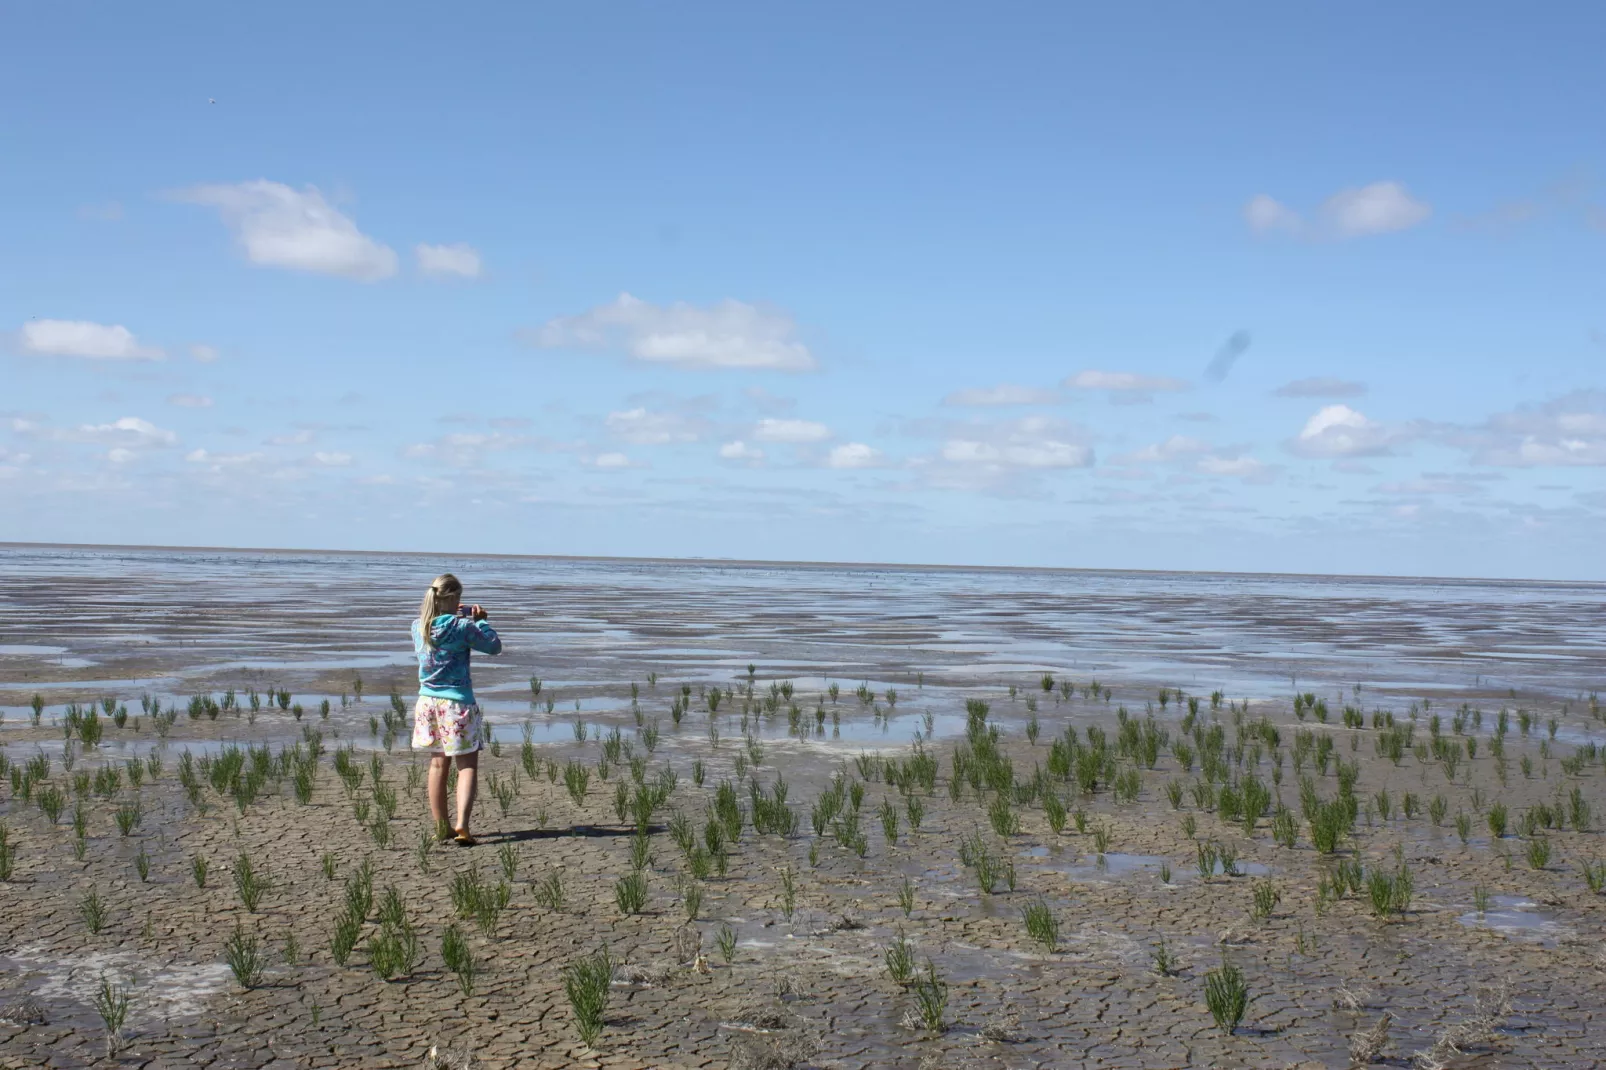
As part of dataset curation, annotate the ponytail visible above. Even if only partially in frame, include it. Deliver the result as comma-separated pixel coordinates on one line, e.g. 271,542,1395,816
418,573,463,649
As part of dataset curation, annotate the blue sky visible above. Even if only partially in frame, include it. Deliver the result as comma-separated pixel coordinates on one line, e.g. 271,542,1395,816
3,3,1604,579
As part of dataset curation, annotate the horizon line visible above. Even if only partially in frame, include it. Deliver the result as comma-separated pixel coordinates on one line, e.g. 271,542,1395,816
1,539,1597,588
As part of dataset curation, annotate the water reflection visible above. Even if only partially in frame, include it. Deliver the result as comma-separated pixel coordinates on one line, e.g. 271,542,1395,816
4,546,1602,710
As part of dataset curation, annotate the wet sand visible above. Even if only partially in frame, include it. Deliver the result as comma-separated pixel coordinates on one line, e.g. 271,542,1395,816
1,547,1604,1068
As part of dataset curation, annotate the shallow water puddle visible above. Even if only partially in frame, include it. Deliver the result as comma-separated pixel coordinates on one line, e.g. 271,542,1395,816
1060,852,1270,882
482,695,627,720
0,644,71,657
787,711,969,744
487,718,589,745
1064,852,1168,879
0,647,97,668
1195,858,1272,879
0,945,232,1028
1457,896,1571,944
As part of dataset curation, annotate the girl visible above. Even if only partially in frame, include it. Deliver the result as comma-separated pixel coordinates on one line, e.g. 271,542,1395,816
413,573,502,845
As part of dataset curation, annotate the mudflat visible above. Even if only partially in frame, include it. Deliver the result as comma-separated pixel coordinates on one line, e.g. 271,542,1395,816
1,547,1603,1068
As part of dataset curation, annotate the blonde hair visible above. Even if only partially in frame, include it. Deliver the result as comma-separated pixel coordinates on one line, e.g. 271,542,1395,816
418,573,463,649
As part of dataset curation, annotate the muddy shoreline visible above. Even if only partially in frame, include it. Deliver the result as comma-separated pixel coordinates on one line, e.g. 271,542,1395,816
1,549,1603,1068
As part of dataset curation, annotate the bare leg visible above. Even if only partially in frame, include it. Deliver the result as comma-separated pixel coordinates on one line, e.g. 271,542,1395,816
427,754,450,829
454,750,479,834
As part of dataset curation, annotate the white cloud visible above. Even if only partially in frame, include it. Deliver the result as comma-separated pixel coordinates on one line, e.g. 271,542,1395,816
754,417,830,443
1275,377,1367,399
1245,181,1431,241
267,430,316,446
1064,370,1188,393
1501,440,1606,466
939,417,1093,471
826,443,886,469
1112,434,1272,481
1303,405,1367,438
167,393,213,408
416,242,482,279
1558,413,1606,434
19,320,163,361
16,415,180,461
718,440,765,462
177,180,398,281
942,439,1092,468
1243,194,1302,236
1461,390,1606,467
942,384,1060,407
1115,435,1210,464
311,451,353,467
403,431,529,467
79,417,178,447
1289,404,1402,458
186,448,263,469
1321,181,1432,238
592,452,631,469
605,407,705,445
531,293,816,371
0,446,29,479
190,344,219,363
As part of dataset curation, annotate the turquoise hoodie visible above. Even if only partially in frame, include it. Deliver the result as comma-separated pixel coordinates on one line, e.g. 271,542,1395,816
412,614,502,704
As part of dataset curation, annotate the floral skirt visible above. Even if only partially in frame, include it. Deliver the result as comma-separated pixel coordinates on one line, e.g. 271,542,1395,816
412,696,485,756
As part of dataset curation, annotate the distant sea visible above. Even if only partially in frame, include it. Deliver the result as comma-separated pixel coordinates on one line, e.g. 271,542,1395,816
2,544,1602,708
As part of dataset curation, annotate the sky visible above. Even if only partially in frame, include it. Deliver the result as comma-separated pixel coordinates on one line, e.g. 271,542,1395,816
2,3,1604,580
